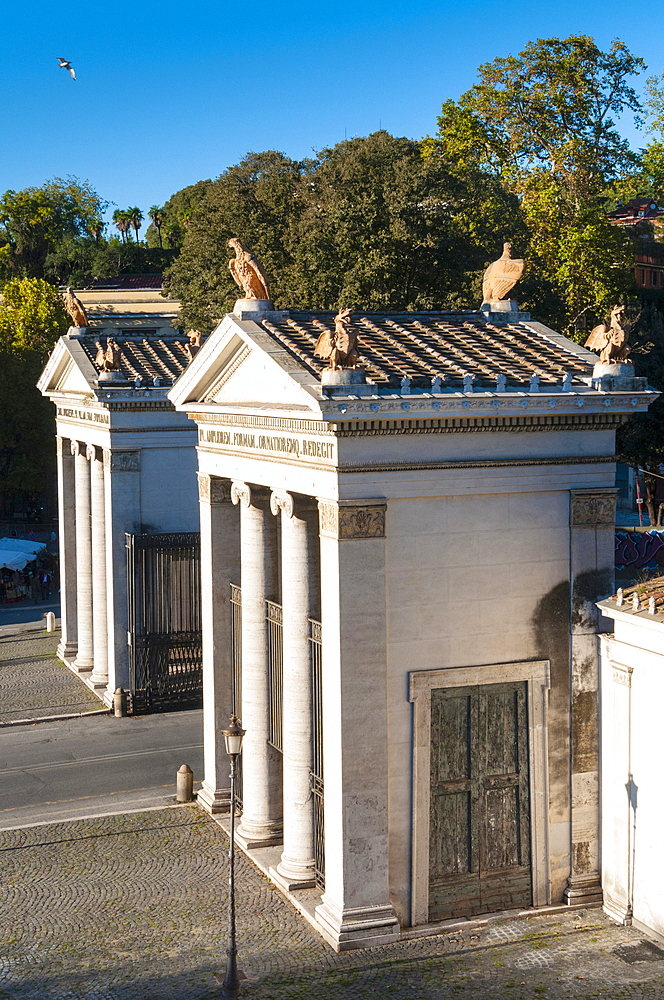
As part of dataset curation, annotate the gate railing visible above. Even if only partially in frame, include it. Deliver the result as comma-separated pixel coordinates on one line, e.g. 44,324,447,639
230,583,243,810
126,532,202,714
267,600,283,753
309,617,324,890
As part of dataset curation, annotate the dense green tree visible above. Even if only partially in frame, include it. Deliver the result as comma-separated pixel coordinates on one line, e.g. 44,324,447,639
112,209,129,243
148,205,163,248
126,207,144,243
432,35,645,333
145,180,213,249
165,152,305,331
0,177,107,282
165,134,521,329
0,278,68,498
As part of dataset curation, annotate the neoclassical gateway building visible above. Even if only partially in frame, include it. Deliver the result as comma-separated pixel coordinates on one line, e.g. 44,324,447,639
40,279,657,951
167,295,656,950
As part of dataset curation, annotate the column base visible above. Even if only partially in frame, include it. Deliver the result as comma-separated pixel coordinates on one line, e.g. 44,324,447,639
57,641,78,660
269,865,316,892
564,873,603,906
603,890,632,926
315,896,400,952
197,781,231,815
235,819,283,850
73,656,94,672
88,673,108,691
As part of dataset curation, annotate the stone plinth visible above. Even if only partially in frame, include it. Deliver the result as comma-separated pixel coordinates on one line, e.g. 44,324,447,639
232,298,288,322
321,369,366,386
480,300,530,322
591,363,647,392
98,371,128,386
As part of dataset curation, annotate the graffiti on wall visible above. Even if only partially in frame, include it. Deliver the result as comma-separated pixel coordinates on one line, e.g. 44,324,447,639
616,530,664,570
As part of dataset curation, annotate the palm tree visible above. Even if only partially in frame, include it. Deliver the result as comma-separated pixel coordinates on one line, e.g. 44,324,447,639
112,209,129,243
126,207,144,244
148,205,163,248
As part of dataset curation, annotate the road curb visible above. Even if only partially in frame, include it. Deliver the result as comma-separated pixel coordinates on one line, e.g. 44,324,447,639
0,708,112,728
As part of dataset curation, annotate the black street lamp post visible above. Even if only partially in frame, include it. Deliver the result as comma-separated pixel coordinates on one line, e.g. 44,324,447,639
221,715,245,998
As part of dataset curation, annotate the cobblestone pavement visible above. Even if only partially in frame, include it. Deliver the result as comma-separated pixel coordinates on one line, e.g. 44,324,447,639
2,807,664,999
0,629,104,722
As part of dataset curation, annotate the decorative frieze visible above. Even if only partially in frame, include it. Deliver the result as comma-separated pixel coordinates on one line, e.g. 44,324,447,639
570,489,618,526
197,473,232,504
103,450,140,472
318,501,387,539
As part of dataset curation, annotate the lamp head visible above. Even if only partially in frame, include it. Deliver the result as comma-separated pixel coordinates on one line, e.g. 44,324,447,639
222,715,245,757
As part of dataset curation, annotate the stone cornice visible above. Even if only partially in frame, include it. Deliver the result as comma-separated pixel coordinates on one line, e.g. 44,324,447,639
338,455,616,475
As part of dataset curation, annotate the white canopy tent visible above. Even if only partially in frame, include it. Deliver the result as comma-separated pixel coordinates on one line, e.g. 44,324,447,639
0,538,46,572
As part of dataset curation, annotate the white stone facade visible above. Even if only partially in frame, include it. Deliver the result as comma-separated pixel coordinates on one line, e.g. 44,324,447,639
169,305,658,950
38,290,199,704
597,595,664,945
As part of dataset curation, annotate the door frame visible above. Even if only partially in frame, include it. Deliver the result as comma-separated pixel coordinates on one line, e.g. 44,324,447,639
409,660,551,926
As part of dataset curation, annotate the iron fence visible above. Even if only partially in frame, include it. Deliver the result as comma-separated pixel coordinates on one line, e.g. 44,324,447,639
309,617,324,890
230,583,243,810
267,600,283,753
126,532,202,713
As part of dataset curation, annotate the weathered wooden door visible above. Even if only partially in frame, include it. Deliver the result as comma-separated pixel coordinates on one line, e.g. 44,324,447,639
429,682,532,921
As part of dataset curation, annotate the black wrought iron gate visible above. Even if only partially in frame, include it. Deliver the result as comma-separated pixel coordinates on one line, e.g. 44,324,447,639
126,532,203,713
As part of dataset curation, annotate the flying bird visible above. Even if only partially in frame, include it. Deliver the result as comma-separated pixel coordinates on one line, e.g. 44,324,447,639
57,57,76,80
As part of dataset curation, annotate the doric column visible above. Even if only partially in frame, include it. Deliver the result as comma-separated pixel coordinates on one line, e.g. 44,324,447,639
197,473,240,814
104,450,141,699
269,490,319,890
564,488,618,906
55,436,77,660
314,500,399,951
71,440,93,670
232,481,282,848
87,445,108,689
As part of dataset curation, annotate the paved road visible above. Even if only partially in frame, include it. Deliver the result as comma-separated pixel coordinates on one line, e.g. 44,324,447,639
0,709,204,830
2,807,664,999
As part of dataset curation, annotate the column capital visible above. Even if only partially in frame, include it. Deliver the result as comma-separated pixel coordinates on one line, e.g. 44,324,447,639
198,473,232,504
70,440,86,458
570,489,618,526
270,490,294,518
231,481,251,507
56,435,66,457
86,444,103,463
318,500,387,539
104,450,140,473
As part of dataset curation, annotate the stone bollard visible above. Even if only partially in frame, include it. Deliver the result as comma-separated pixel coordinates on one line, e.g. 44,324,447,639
176,764,194,803
113,687,127,717
45,612,56,633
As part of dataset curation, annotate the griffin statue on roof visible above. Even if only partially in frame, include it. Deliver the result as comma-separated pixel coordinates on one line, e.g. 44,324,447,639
63,287,89,328
228,238,271,300
314,309,360,370
584,305,631,365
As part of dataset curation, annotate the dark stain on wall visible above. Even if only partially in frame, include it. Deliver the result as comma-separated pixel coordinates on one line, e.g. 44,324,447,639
572,568,613,631
571,688,599,773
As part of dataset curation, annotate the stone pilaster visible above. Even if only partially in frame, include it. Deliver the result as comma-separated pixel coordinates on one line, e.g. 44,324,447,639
88,445,108,690
564,488,617,906
197,473,240,815
55,436,77,660
314,499,399,951
269,490,319,890
104,450,141,699
232,481,282,847
71,440,93,671
600,640,634,925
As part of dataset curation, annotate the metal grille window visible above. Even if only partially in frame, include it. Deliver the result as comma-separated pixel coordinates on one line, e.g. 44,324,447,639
266,600,283,753
309,617,324,890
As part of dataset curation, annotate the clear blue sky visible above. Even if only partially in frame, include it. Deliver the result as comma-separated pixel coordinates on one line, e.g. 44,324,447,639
1,0,662,235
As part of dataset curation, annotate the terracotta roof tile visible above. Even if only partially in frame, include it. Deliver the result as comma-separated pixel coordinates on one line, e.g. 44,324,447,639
78,333,194,384
262,311,593,389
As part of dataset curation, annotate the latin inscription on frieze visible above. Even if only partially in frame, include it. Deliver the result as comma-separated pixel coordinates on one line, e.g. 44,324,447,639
199,426,335,463
57,406,109,425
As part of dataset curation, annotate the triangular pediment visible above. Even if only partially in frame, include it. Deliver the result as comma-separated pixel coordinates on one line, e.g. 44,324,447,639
37,338,98,396
169,314,323,413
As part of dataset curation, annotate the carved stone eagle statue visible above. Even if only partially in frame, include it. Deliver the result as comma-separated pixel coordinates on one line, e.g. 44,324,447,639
482,243,524,303
314,309,360,370
228,238,270,300
63,287,89,327
584,305,631,365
